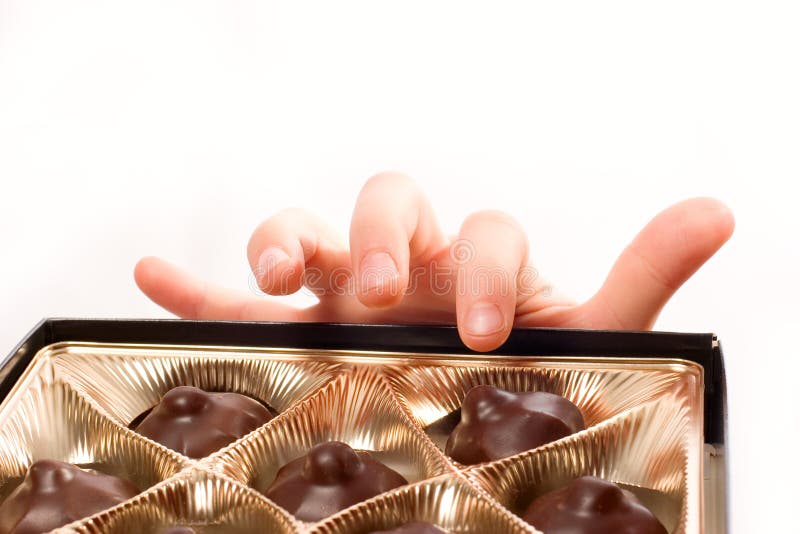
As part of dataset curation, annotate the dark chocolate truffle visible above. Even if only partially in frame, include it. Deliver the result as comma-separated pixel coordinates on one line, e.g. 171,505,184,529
445,385,585,464
369,522,448,534
133,386,272,458
0,459,139,534
263,441,408,522
522,476,667,534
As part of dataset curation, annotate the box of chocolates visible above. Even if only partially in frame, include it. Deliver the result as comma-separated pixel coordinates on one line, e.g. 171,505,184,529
0,319,727,533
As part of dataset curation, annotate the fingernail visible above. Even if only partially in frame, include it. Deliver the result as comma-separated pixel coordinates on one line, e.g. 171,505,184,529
360,251,399,294
465,303,505,337
257,247,291,283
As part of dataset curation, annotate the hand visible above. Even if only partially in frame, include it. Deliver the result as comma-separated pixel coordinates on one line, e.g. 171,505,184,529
135,172,734,352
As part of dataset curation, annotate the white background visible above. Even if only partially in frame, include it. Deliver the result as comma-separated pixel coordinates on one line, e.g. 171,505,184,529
1,2,798,531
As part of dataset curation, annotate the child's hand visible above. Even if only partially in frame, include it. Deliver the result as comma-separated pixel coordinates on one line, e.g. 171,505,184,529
135,173,734,352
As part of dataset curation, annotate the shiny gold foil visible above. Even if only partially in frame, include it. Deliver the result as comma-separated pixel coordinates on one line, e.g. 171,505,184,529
0,342,704,533
383,360,695,458
50,344,342,431
206,367,454,523
0,369,187,515
308,475,534,534
467,391,701,534
60,468,299,534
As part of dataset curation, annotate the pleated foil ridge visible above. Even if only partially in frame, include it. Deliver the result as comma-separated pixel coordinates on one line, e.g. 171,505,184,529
206,367,454,525
467,393,696,534
51,346,343,426
59,468,299,534
0,342,703,533
0,378,187,516
383,360,687,430
309,475,537,534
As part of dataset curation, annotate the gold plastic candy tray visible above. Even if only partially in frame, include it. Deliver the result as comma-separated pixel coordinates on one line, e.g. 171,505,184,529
0,340,704,534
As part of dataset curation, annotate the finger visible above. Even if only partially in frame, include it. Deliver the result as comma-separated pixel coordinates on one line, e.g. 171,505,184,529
582,197,735,329
134,256,306,320
349,172,448,307
247,208,351,296
455,210,529,352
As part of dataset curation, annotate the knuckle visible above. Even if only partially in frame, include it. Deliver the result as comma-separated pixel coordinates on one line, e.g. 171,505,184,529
362,171,416,193
463,209,524,235
272,207,310,225
250,207,306,242
460,210,529,261
354,172,426,235
461,210,527,247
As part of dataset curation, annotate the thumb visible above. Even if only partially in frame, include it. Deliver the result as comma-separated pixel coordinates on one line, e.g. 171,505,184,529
580,197,735,330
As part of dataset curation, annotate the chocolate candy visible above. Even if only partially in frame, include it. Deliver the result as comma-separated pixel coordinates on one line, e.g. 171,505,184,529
445,385,585,464
522,476,667,534
263,441,408,522
0,459,139,534
133,386,272,459
369,522,448,534
160,528,196,534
